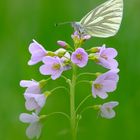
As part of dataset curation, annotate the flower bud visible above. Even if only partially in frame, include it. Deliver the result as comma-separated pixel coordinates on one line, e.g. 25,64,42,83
47,51,56,57
93,105,101,110
55,48,66,57
83,34,91,40
39,115,47,123
95,72,102,77
57,40,68,49
39,79,47,88
88,53,99,62
89,47,100,53
44,91,51,97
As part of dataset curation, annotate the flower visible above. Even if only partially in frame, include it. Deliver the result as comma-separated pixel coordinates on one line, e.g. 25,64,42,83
71,48,88,67
20,80,41,94
55,48,71,71
100,101,119,119
20,80,47,113
39,56,64,80
57,40,68,48
92,70,119,99
55,48,66,57
71,31,91,40
24,93,47,113
62,53,71,71
19,112,42,139
28,39,47,65
95,45,118,69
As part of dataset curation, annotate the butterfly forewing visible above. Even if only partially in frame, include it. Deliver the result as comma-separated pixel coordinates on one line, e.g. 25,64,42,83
80,0,123,38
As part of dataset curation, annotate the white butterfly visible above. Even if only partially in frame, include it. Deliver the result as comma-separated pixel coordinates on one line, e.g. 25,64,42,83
72,0,123,38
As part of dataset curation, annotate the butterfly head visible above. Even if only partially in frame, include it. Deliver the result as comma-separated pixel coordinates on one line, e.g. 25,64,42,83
71,22,85,35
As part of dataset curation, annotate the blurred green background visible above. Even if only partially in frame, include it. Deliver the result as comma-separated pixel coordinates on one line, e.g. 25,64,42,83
0,0,140,139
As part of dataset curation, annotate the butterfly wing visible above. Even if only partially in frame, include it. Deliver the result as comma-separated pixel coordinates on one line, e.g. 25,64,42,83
80,0,123,38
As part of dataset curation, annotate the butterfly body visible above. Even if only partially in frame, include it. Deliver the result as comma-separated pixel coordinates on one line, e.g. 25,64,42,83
72,22,85,34
72,0,123,38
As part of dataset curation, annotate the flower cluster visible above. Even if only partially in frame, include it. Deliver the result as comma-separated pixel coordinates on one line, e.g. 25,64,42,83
20,32,119,139
19,79,48,139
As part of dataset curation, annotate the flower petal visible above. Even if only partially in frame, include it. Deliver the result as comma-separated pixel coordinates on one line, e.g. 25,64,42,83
42,56,55,64
39,64,52,75
25,98,39,111
107,59,118,69
92,83,108,99
19,113,38,123
26,122,42,139
51,70,63,80
101,108,116,119
35,94,46,107
102,80,117,92
103,71,119,82
102,48,118,58
103,101,119,108
20,80,38,87
96,90,108,99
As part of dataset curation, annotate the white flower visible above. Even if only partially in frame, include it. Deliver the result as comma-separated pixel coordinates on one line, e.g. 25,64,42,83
100,101,119,119
20,80,47,113
20,79,41,94
92,70,119,99
28,39,47,65
24,93,47,113
19,113,42,139
55,48,71,71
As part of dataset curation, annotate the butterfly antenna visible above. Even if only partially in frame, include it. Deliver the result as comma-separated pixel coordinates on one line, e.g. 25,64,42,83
54,21,72,27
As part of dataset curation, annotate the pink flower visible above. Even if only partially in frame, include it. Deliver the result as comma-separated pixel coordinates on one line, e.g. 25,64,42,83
24,93,46,113
62,53,71,71
20,80,41,94
55,48,66,57
92,70,119,99
55,48,71,71
95,45,118,69
71,48,88,67
71,31,91,40
20,80,46,113
19,112,42,139
100,101,119,119
39,56,64,80
28,39,47,65
57,40,68,48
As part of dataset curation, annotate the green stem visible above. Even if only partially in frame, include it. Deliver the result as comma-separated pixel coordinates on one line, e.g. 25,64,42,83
70,64,77,140
76,80,91,85
77,72,96,79
80,106,94,115
50,86,69,93
75,94,92,113
75,106,94,134
41,112,70,121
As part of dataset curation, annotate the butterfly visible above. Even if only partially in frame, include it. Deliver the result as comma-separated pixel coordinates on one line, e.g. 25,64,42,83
72,0,123,38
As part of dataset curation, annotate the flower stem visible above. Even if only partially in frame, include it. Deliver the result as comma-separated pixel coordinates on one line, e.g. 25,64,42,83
77,72,96,79
76,80,91,85
70,64,77,140
50,86,69,93
45,112,70,120
75,94,92,113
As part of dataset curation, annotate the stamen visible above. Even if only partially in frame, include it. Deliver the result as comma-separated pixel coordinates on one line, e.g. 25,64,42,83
101,54,108,60
94,83,102,89
52,63,60,70
76,53,82,60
